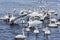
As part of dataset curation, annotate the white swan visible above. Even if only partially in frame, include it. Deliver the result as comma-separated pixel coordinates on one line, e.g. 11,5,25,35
50,18,57,21
28,11,40,17
28,20,42,27
15,28,26,38
34,26,39,34
43,27,51,35
48,23,57,27
48,11,58,27
9,16,16,22
0,13,9,21
19,10,27,17
48,9,55,15
25,27,30,32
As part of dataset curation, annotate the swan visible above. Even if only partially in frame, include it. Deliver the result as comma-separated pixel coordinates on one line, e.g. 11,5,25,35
15,28,26,39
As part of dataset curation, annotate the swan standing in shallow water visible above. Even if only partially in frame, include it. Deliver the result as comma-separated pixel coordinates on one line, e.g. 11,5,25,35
43,26,51,40
0,11,9,21
34,26,39,40
3,13,9,21
43,27,51,35
15,28,26,40
9,8,16,24
34,26,39,34
48,9,58,27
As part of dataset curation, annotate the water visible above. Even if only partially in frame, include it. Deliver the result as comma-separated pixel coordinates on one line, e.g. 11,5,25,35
0,0,60,40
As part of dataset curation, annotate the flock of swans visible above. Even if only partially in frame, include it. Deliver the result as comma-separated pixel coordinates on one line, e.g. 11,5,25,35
0,6,60,40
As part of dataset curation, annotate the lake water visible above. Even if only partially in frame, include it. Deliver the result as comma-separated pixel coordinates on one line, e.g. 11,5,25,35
0,0,60,40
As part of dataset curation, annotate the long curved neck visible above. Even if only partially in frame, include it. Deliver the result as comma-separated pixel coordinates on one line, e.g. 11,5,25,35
35,25,38,30
22,28,25,36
